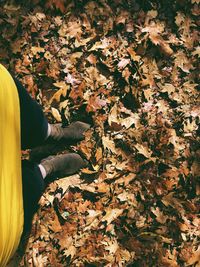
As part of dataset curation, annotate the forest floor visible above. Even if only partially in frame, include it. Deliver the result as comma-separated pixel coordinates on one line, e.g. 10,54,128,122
0,0,200,266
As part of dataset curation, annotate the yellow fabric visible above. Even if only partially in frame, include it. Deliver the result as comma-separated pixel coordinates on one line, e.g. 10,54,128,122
0,64,24,266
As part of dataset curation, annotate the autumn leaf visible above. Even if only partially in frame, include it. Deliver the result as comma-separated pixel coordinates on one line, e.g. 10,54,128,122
50,82,69,103
51,107,62,122
102,208,123,225
2,1,198,266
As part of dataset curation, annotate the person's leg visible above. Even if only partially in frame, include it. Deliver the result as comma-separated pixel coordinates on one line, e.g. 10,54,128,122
15,77,90,150
21,160,45,234
21,153,87,233
14,77,90,233
14,78,48,150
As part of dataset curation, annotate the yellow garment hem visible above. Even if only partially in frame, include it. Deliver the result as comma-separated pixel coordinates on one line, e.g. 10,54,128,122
0,64,24,267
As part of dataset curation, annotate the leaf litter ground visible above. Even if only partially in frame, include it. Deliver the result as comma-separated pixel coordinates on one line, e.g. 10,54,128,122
0,0,199,266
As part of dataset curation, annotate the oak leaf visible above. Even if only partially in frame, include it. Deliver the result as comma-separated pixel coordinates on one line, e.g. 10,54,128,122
102,209,123,225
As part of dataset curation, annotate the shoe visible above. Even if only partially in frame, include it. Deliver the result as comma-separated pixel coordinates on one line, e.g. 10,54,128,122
49,121,90,142
40,153,87,178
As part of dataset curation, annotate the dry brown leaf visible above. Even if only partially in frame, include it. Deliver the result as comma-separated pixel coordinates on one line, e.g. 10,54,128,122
102,209,123,225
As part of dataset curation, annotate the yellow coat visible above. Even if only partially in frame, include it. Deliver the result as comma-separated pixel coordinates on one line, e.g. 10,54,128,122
0,64,24,266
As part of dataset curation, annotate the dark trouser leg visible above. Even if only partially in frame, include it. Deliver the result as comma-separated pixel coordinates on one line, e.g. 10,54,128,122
14,78,48,232
21,160,45,234
14,78,48,150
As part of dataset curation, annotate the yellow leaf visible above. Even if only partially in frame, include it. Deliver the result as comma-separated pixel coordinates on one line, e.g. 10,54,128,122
81,168,98,174
50,81,70,103
51,107,62,122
